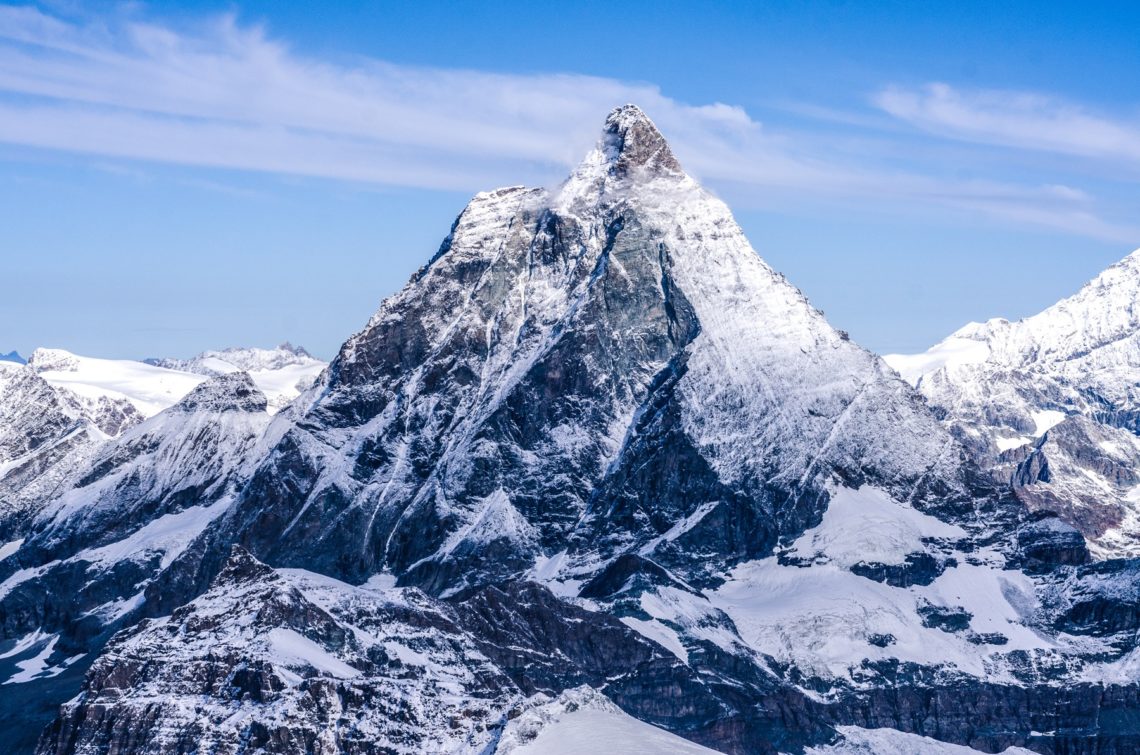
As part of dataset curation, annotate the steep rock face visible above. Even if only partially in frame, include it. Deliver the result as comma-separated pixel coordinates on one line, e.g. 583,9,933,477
886,250,1140,556
38,547,516,755
0,363,84,482
221,104,987,600
40,549,807,755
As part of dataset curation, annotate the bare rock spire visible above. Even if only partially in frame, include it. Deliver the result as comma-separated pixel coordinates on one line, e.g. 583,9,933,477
599,103,683,177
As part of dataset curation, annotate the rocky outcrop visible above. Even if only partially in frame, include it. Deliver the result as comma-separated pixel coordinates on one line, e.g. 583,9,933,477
0,363,104,535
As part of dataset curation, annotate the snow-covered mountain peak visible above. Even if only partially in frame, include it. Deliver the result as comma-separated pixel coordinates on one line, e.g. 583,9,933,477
885,246,1140,555
276,341,312,358
555,103,688,215
235,104,986,601
171,372,267,414
888,247,1140,388
26,348,79,372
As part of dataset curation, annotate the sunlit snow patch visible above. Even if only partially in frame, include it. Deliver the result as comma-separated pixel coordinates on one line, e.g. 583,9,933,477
496,686,720,754
708,485,1054,685
787,485,964,568
806,726,1036,754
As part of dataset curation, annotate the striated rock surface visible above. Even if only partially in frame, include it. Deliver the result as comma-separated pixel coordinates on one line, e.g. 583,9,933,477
0,374,272,750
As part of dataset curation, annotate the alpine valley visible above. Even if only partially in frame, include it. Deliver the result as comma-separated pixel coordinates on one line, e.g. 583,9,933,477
3,106,1140,754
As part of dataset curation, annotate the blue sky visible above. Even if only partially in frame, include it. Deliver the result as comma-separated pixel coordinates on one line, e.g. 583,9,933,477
2,1,1139,360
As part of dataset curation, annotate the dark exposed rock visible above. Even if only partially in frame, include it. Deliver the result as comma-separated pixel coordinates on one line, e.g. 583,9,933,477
849,552,954,587
917,601,974,633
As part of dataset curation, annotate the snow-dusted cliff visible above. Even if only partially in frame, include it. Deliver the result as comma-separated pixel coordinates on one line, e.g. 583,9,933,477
886,249,1140,556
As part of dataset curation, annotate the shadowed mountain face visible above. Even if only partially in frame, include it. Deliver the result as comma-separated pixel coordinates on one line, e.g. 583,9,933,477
10,107,1140,755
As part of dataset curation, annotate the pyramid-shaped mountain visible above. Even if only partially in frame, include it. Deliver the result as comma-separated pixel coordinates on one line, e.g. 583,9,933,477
218,104,992,596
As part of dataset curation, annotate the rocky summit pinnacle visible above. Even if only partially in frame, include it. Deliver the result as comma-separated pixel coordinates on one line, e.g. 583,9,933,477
598,103,683,177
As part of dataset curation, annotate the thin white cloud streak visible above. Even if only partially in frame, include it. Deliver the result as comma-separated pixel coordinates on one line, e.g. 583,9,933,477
877,83,1140,163
0,6,1136,243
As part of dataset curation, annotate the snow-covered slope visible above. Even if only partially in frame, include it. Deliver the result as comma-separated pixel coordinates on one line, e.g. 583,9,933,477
497,687,721,754
28,348,206,418
806,727,1036,754
885,249,1140,556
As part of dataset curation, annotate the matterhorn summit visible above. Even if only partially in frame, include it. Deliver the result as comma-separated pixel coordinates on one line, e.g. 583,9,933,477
222,103,973,597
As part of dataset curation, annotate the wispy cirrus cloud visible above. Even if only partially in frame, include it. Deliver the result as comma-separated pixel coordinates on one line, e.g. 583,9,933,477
0,5,1136,243
0,5,761,190
876,83,1140,163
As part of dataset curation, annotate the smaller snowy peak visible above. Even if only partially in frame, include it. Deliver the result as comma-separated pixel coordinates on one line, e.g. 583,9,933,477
883,324,997,387
145,344,326,414
887,246,1140,386
213,544,278,586
885,246,1140,557
148,343,322,376
0,350,24,364
171,372,268,414
496,686,720,754
26,348,80,372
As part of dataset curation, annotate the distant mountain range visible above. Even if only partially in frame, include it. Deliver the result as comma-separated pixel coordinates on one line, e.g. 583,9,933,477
3,106,1139,754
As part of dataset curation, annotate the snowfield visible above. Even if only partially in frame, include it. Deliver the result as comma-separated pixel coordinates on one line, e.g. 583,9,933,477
26,345,325,419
